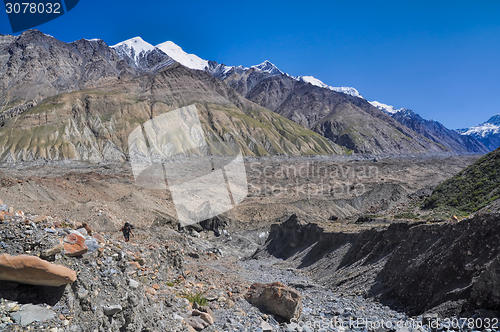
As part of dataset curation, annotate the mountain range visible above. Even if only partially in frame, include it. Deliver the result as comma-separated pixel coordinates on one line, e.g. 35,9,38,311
457,114,500,151
0,30,495,162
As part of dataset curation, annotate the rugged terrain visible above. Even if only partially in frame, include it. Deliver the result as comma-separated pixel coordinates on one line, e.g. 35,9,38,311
0,154,499,332
253,213,500,317
0,30,342,162
0,154,480,230
220,68,450,154
1,30,489,161
0,61,342,162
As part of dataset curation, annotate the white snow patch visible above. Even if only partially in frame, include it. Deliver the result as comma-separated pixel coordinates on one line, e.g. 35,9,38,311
156,41,208,71
461,123,500,137
251,60,284,75
112,37,155,54
295,75,363,98
369,101,402,114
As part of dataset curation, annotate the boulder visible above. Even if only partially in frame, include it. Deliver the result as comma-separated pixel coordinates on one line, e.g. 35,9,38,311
63,232,88,257
245,282,302,321
10,304,56,326
0,254,77,286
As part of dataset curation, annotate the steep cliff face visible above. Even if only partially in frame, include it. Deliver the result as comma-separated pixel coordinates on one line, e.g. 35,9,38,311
0,65,342,162
254,214,500,316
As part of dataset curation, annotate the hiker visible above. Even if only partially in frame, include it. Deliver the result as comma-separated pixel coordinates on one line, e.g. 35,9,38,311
120,222,134,242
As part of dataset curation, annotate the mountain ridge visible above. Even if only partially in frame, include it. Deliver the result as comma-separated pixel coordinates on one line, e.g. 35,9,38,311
0,30,493,159
458,114,500,151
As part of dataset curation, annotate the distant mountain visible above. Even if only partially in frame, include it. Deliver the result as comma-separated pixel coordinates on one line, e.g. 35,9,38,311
367,100,489,153
212,61,450,154
0,30,343,162
295,75,362,98
0,30,129,106
112,37,176,73
458,114,500,151
369,101,403,114
208,60,362,98
391,109,488,153
0,30,491,159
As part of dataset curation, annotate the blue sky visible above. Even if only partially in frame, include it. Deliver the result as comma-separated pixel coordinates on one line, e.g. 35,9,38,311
1,0,499,129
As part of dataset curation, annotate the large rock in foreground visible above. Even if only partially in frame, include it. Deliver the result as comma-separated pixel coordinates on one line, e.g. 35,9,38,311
63,232,88,257
245,282,302,320
0,254,77,286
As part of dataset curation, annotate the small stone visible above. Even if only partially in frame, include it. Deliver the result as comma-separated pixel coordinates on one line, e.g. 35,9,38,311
49,328,58,332
185,316,208,330
172,313,183,321
33,215,48,223
199,311,214,325
76,228,88,236
145,287,157,296
127,261,141,270
10,304,56,325
9,304,20,312
102,304,122,316
152,283,160,290
1,317,12,323
129,279,139,289
41,242,64,257
93,233,105,243
77,288,88,299
261,320,273,332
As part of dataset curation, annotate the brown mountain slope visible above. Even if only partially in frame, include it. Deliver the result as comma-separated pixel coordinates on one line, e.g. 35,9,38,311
0,64,342,162
223,70,449,154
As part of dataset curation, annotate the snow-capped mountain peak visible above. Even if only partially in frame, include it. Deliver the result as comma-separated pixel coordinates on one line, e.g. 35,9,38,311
111,37,156,66
111,37,363,98
459,114,500,138
155,41,208,71
456,113,500,151
297,76,329,89
369,101,403,114
295,75,362,98
251,60,284,75
486,114,500,126
112,37,155,55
